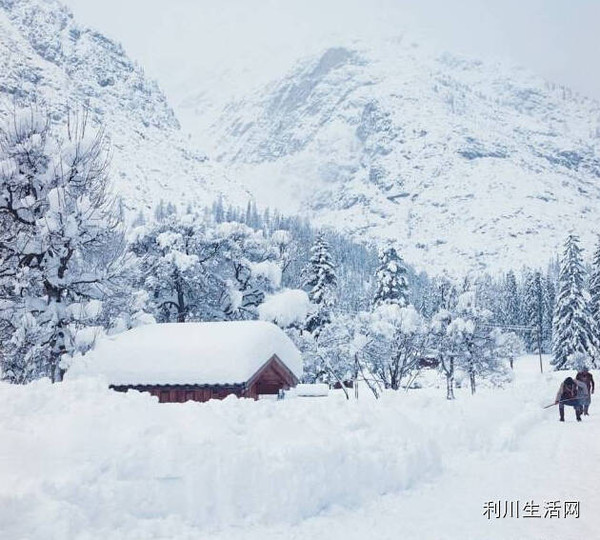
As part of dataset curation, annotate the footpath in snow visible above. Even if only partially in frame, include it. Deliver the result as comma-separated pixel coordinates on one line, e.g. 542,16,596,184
0,355,598,539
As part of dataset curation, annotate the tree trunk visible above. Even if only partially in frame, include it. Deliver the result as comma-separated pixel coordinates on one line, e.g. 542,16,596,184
446,357,455,400
175,275,186,323
45,281,67,383
356,353,379,399
389,356,399,390
446,373,455,400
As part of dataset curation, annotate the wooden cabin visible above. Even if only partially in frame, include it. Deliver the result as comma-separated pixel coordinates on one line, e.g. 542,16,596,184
110,353,299,402
69,321,302,403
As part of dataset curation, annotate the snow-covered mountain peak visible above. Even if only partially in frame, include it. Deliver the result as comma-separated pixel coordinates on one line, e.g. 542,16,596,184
3,0,600,273
1,0,179,130
209,39,600,272
0,0,249,215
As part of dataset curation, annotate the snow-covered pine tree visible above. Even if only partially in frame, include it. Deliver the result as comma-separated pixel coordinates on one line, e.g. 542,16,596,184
373,246,409,307
544,273,556,351
474,273,500,323
212,196,225,223
552,234,598,370
431,276,459,312
523,270,546,353
501,270,521,327
0,108,123,382
131,209,146,227
153,199,167,222
590,237,600,338
302,233,337,334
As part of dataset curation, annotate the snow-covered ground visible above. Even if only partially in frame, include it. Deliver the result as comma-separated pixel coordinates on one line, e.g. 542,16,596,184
0,355,597,539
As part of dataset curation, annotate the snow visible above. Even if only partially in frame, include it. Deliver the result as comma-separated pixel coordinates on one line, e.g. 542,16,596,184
1,355,599,539
456,290,476,313
156,231,180,249
72,325,103,350
293,383,329,397
67,299,103,320
224,281,244,313
4,0,600,275
0,377,439,537
250,260,282,288
370,303,423,338
258,289,313,328
166,250,199,272
46,186,63,211
209,40,600,273
66,321,303,385
0,0,251,219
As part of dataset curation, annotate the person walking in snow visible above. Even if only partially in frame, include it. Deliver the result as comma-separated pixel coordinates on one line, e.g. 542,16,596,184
555,377,587,422
576,367,595,415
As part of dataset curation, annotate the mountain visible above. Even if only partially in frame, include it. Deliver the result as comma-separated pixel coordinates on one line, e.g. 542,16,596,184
0,0,247,215
208,39,600,272
3,0,599,273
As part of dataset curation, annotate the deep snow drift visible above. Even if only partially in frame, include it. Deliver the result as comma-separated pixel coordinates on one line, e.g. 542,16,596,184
0,356,598,540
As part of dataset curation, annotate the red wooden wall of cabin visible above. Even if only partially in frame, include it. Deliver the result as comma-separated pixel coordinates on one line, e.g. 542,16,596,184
112,356,298,403
143,386,245,403
246,360,296,399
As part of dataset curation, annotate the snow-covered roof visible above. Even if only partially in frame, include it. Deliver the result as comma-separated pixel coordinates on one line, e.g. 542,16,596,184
68,321,303,385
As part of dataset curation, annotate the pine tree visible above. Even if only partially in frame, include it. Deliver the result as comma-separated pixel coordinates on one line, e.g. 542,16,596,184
552,235,598,370
304,233,337,306
154,199,167,221
302,233,337,333
432,277,458,312
501,271,521,327
590,237,600,337
212,196,224,223
544,263,558,351
373,247,409,307
523,271,545,352
132,210,146,227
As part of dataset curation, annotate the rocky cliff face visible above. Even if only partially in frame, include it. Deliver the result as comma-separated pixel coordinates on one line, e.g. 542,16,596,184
0,0,246,214
210,40,600,271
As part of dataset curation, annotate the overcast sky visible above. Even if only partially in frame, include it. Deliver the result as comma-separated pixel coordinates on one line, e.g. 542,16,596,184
62,0,600,102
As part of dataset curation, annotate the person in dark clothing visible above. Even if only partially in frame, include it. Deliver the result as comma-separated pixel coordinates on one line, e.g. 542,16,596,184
576,367,595,415
555,377,587,422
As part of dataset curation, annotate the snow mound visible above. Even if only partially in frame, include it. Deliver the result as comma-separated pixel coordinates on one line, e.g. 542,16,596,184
294,383,329,397
0,378,440,537
66,321,302,385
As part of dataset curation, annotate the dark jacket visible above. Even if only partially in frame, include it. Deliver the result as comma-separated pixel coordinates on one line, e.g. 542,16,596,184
576,371,595,394
556,378,588,403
